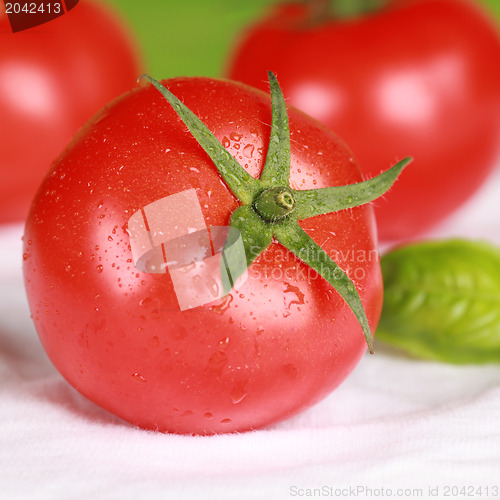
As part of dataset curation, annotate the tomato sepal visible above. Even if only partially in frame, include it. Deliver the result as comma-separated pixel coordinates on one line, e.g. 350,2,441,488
293,157,412,219
227,205,273,260
138,74,260,204
259,71,291,187
274,220,375,353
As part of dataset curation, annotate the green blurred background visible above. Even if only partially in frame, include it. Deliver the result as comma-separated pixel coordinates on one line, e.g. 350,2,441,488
102,0,273,78
102,0,500,79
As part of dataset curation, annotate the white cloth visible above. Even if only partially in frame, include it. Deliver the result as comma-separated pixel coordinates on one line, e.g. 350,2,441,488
1,168,500,500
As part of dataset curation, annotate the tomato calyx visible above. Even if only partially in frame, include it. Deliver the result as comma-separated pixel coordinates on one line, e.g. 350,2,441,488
139,72,411,354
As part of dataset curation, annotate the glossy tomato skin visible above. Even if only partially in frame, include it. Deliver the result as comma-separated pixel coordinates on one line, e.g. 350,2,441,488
23,77,382,434
227,0,500,242
0,1,141,223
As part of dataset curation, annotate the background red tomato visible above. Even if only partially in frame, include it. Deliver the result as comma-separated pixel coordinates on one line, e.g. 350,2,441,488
226,0,500,242
23,77,383,434
0,1,142,223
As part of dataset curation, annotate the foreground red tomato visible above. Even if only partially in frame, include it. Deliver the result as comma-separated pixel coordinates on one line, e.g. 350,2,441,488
23,75,391,434
0,1,141,223
227,0,500,241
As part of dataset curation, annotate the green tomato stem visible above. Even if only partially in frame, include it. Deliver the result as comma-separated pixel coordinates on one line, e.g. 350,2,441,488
307,0,390,21
253,186,296,222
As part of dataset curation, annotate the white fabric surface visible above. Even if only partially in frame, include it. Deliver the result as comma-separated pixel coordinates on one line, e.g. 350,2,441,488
1,168,500,500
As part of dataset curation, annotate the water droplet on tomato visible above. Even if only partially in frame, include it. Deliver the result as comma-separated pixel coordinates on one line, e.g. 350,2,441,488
208,294,233,314
132,373,146,383
243,143,254,158
204,412,213,419
283,283,305,309
96,265,103,273
220,418,231,424
218,336,230,349
230,382,247,404
140,297,153,307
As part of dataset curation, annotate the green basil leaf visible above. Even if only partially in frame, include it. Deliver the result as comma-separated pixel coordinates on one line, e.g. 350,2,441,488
377,239,500,364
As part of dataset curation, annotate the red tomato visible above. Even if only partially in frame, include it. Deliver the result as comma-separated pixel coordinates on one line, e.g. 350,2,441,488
0,1,141,223
23,77,383,434
226,0,500,242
